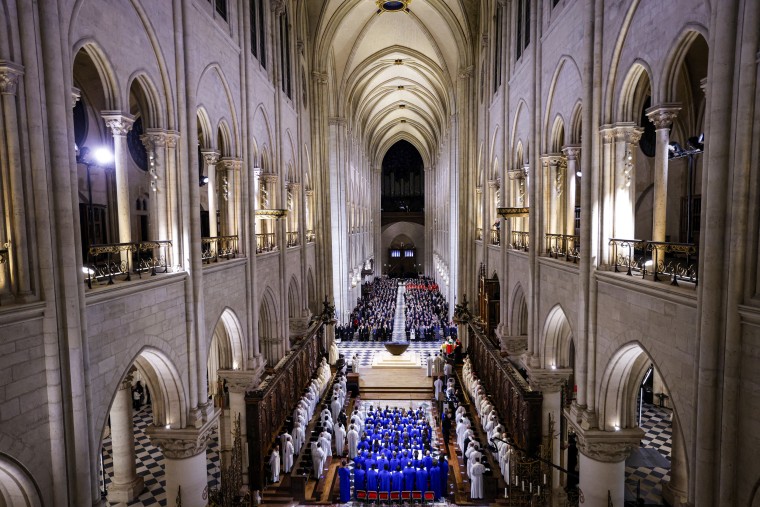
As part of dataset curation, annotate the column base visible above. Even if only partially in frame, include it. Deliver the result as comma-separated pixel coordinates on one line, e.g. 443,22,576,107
662,481,689,507
107,475,144,503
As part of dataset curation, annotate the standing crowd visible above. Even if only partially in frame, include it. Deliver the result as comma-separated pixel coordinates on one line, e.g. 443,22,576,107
404,278,453,341
336,278,398,342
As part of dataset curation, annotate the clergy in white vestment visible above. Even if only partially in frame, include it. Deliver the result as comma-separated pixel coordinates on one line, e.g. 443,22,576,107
320,430,332,457
347,424,360,458
293,420,305,452
434,377,444,401
331,395,342,421
269,446,281,483
283,436,295,473
329,340,339,365
334,423,346,456
470,457,486,499
312,442,326,478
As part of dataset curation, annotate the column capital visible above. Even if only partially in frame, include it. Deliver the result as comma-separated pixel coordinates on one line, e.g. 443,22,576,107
147,415,219,459
645,103,681,129
165,131,180,148
71,86,81,108
613,122,644,144
101,111,135,136
0,61,24,95
261,173,279,184
487,179,500,190
218,368,264,394
305,188,314,197
201,149,220,165
311,71,328,85
526,367,572,393
220,156,242,170
286,181,302,191
574,427,644,463
541,153,566,168
119,371,135,391
600,124,616,144
140,129,169,151
458,66,474,79
562,144,581,160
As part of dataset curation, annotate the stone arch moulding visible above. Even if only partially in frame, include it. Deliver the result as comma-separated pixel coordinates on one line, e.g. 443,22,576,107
542,55,582,152
209,307,246,370
541,303,574,369
510,282,528,336
71,39,121,111
196,63,241,156
616,60,653,124
659,23,710,104
126,70,166,130
196,107,214,150
0,453,43,507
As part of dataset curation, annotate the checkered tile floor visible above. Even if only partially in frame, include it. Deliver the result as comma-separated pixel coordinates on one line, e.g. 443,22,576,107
337,341,443,367
625,402,672,505
101,404,221,505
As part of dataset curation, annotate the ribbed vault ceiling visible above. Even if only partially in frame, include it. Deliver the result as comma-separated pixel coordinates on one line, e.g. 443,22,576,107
310,0,474,167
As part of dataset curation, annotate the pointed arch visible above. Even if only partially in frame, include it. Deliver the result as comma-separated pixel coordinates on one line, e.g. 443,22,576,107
196,107,213,150
617,61,653,123
510,283,528,336
287,276,301,319
127,71,165,129
550,115,565,153
0,454,42,507
71,40,120,111
197,63,240,156
541,304,574,369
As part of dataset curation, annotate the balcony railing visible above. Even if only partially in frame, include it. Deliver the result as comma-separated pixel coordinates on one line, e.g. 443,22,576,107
609,238,698,287
305,230,315,243
84,240,173,288
201,235,239,264
256,233,277,254
490,227,500,246
286,231,300,248
510,231,530,251
545,234,580,263
476,227,483,241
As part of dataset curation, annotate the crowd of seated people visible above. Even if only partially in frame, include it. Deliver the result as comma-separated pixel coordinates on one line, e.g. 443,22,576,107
404,278,451,341
336,278,398,342
342,403,450,501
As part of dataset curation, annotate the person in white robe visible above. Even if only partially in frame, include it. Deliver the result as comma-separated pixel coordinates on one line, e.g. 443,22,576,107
426,354,433,377
321,414,334,433
293,419,305,452
283,436,295,473
331,395,342,421
470,457,485,499
434,377,444,401
329,340,339,365
312,442,326,479
269,446,281,483
347,424,360,459
334,422,346,456
320,430,333,457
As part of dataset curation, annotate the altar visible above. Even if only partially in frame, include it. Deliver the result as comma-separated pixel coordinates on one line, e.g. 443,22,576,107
371,342,422,368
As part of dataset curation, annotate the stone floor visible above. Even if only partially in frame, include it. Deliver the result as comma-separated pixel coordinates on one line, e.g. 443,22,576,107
624,402,673,505
101,404,221,506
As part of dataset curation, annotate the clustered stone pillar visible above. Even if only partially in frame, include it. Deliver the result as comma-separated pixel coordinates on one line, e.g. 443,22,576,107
645,104,680,243
612,124,643,240
148,418,218,507
528,368,571,490
108,374,144,503
662,414,688,506
141,129,170,242
0,61,32,299
102,111,136,247
562,146,581,236
576,429,642,507
201,150,221,238
218,369,261,488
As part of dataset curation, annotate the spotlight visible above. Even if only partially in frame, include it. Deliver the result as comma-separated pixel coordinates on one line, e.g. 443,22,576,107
687,133,704,151
668,142,684,158
576,171,582,178
200,175,209,186
92,147,114,165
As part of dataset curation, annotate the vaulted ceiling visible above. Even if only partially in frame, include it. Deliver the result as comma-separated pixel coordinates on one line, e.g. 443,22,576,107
309,0,475,168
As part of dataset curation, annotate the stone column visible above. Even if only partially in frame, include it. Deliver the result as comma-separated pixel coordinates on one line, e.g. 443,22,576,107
487,179,499,246
101,111,136,247
108,375,144,503
165,132,181,266
575,429,642,507
201,150,221,238
147,417,218,507
0,62,32,298
528,368,571,490
613,124,643,241
475,186,483,239
599,126,615,266
645,104,681,242
662,414,688,506
141,129,169,241
218,369,263,487
562,146,581,236
221,158,242,237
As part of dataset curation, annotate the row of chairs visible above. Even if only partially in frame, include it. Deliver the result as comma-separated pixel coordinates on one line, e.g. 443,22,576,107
355,490,436,504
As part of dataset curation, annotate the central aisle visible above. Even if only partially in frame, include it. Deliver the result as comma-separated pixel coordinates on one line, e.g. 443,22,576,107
391,282,406,341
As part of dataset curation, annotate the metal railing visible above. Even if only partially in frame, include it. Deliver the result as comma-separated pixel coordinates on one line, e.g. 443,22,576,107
476,227,483,241
305,230,315,243
511,230,530,251
490,227,500,246
609,237,698,286
545,234,580,263
84,240,173,288
256,233,277,254
201,235,239,264
286,231,299,248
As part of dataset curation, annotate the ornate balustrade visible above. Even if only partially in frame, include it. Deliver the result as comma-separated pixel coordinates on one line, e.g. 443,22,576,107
286,231,299,248
476,227,484,241
85,240,172,288
255,233,277,254
609,237,698,286
490,227,500,246
245,321,325,490
466,321,543,455
511,230,530,251
305,230,315,243
201,235,239,264
544,234,579,263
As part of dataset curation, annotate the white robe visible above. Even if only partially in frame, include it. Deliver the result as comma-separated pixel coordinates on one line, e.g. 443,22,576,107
329,341,339,365
331,397,342,421
283,440,295,473
334,423,346,456
269,450,280,482
313,446,326,478
434,378,444,401
293,424,305,453
347,428,360,459
320,432,332,457
470,462,485,498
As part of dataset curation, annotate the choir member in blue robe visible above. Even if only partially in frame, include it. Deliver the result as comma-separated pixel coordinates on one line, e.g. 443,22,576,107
403,463,416,490
366,464,379,491
339,461,351,503
392,466,404,492
415,466,429,492
429,461,441,499
354,463,366,495
379,464,392,493
422,451,433,471
439,456,449,497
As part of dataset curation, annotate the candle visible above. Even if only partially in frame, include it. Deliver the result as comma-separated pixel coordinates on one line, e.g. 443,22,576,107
543,473,547,485
538,486,541,496
521,481,525,491
530,482,533,493
504,487,508,499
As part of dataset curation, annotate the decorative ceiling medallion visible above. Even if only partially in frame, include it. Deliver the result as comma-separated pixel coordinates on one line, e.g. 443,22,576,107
376,0,411,13
255,209,289,219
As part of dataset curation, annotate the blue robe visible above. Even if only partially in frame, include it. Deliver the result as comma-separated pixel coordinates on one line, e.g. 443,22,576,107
415,468,428,492
366,468,379,491
439,460,449,497
403,466,416,490
379,469,392,492
354,468,366,493
392,470,404,491
429,465,441,499
339,466,351,502
422,455,433,471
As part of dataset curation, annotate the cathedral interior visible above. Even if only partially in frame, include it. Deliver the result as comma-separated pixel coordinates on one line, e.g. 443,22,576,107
0,0,759,506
